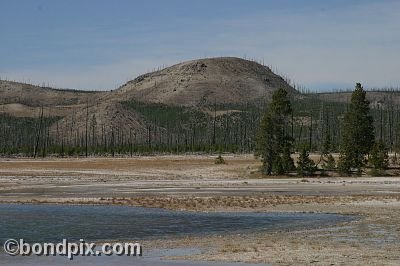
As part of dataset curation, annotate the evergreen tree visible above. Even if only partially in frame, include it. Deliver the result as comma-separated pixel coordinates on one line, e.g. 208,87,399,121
282,144,295,172
322,154,336,170
392,124,400,166
322,130,331,155
297,146,317,176
338,83,375,175
320,128,336,170
256,88,294,175
369,141,389,176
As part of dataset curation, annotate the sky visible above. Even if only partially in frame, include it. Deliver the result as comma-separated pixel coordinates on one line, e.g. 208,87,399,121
0,0,399,91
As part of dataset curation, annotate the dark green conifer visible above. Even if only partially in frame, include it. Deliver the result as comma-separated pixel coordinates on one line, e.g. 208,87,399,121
256,88,294,175
297,146,317,176
338,83,375,175
369,141,388,176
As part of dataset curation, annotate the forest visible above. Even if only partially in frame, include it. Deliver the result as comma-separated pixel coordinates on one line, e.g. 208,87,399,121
1,87,400,159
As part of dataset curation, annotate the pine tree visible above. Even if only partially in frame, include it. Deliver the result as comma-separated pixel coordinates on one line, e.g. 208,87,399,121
320,128,336,170
282,144,295,172
369,141,389,176
297,146,317,176
256,88,294,175
322,129,331,156
322,154,336,170
338,83,375,175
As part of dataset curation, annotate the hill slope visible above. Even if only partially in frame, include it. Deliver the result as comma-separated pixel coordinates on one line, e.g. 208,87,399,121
113,57,296,106
0,57,297,153
0,80,106,118
50,57,297,143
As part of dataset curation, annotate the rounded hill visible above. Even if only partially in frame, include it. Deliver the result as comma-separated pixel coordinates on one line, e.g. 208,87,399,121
115,57,296,106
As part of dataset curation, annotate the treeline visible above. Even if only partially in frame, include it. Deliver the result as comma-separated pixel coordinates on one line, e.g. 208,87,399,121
290,93,400,153
0,101,264,156
3,88,400,157
0,113,58,155
120,101,263,153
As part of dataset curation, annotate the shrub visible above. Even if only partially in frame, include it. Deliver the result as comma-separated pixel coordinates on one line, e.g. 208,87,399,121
215,154,226,164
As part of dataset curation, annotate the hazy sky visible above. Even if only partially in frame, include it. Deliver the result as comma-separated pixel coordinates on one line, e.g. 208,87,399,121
0,0,399,91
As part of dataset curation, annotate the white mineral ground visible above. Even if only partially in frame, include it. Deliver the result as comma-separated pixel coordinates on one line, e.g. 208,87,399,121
1,154,400,265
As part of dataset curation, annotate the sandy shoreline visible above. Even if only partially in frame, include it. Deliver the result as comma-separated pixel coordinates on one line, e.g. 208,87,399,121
1,155,400,265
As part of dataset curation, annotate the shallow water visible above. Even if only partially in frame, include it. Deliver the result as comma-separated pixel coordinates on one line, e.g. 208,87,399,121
0,204,353,244
0,252,268,266
0,247,268,266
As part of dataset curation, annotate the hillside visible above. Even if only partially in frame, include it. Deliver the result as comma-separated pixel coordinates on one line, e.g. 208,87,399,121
0,80,106,118
0,57,307,155
113,57,297,106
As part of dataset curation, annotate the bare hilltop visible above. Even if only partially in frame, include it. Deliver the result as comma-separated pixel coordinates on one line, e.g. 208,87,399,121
113,57,296,106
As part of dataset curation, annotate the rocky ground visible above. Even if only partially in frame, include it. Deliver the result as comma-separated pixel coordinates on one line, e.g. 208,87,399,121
0,154,400,265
